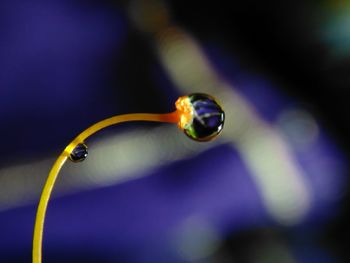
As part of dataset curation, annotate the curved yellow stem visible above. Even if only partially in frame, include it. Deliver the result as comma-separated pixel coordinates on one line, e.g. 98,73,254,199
33,111,180,263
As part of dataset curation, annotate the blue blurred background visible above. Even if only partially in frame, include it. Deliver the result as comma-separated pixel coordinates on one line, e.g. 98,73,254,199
1,0,350,262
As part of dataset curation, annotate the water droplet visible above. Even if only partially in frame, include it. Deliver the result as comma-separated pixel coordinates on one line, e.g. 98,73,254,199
69,143,88,162
181,93,225,141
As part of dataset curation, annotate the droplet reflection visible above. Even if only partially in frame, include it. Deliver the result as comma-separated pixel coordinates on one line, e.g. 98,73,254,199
69,143,88,163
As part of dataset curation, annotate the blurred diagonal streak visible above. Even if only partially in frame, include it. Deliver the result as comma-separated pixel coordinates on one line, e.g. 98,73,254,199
0,126,213,211
132,0,314,224
153,25,311,225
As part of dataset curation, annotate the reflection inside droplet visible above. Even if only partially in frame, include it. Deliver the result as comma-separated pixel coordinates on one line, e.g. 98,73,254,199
69,143,88,162
176,93,225,142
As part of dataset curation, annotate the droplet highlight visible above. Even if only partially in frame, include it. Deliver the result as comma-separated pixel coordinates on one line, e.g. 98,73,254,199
69,143,88,162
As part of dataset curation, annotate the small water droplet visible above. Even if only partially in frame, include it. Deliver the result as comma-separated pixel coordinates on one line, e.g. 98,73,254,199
69,143,88,162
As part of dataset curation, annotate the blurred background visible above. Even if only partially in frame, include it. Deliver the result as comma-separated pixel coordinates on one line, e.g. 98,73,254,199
1,0,350,262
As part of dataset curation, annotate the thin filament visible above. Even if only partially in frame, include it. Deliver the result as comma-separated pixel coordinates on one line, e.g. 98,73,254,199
33,111,179,263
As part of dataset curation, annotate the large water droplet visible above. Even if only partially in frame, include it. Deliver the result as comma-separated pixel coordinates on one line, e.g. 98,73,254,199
183,93,225,141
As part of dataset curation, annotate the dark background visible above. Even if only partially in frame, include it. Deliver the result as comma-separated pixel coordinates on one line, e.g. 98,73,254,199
166,0,350,261
1,0,349,262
